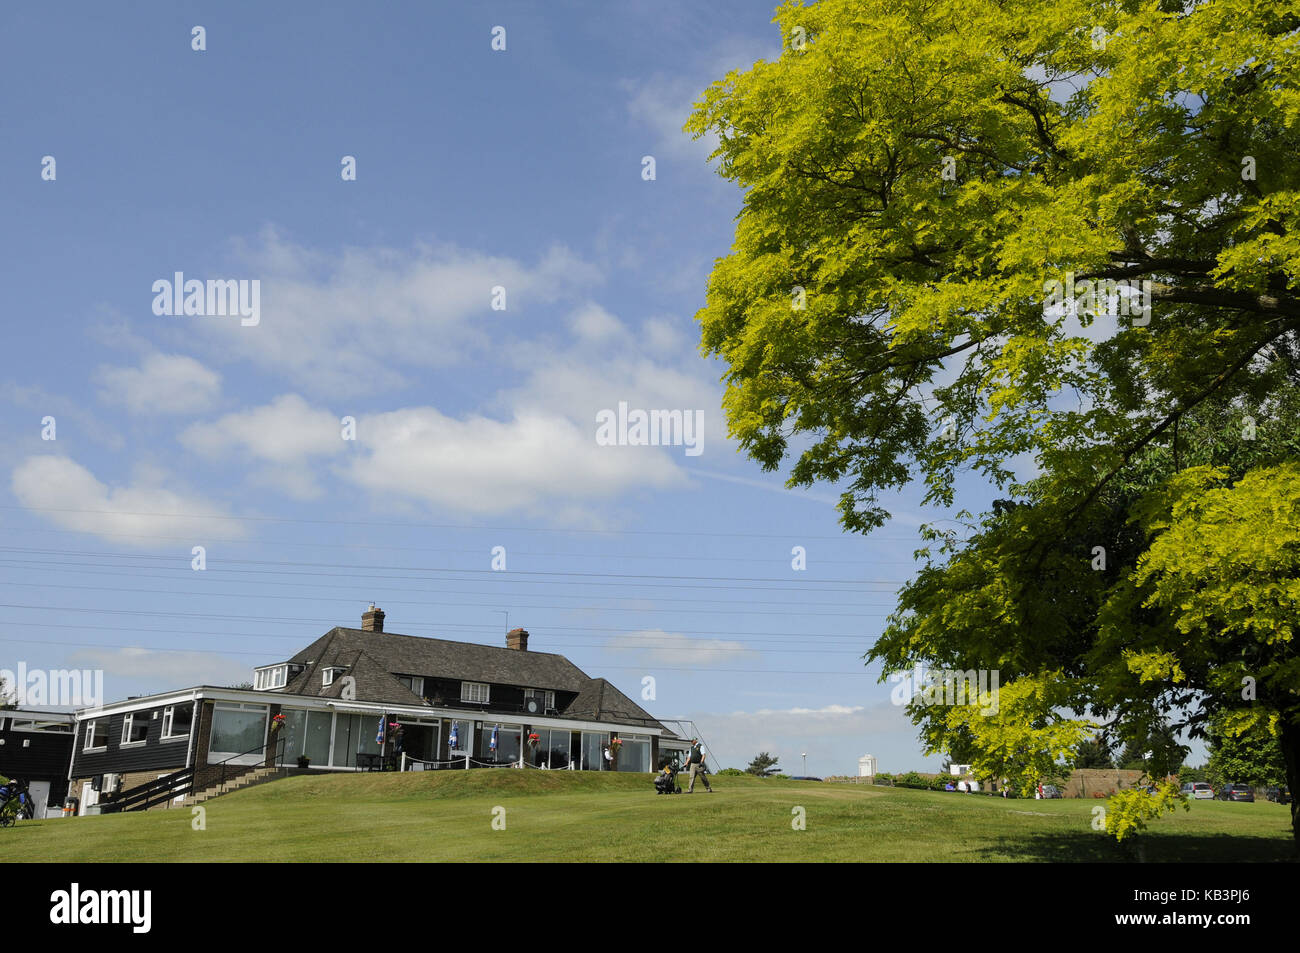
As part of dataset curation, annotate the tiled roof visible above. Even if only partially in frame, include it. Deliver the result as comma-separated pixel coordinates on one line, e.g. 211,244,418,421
285,627,593,692
564,677,664,731
275,627,666,731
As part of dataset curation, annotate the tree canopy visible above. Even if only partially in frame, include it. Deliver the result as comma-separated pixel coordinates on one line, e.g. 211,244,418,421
689,0,1300,843
746,752,782,776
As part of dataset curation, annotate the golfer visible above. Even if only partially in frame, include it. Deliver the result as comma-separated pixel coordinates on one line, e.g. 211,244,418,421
685,738,712,793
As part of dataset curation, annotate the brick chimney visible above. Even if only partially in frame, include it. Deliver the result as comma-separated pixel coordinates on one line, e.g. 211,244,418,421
506,627,529,651
362,604,385,632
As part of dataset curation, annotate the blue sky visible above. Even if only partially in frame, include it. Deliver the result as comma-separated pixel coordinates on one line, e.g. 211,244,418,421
0,0,1118,775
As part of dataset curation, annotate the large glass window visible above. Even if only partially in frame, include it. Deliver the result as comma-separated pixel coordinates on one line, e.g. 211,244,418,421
616,735,651,773
303,710,331,766
447,719,471,755
580,731,608,771
531,727,571,768
209,705,267,759
275,708,308,764
478,724,521,764
332,713,385,768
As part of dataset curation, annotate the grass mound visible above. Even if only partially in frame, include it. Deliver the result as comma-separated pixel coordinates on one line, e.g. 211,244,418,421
238,768,674,803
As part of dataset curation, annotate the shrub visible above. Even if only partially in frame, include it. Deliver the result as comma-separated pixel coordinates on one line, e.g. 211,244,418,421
714,768,746,777
1104,778,1189,844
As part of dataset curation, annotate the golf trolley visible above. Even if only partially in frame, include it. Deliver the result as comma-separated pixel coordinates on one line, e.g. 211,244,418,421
0,778,34,827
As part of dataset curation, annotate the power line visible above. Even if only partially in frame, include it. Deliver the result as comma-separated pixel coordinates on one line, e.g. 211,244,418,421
0,524,921,564
0,551,904,587
0,575,903,612
0,503,934,541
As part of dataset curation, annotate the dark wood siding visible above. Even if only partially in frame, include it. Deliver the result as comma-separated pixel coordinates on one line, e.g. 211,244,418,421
69,703,194,778
419,678,575,717
0,719,75,783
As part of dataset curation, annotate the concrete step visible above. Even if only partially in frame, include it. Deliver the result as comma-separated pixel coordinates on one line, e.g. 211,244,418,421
177,767,282,808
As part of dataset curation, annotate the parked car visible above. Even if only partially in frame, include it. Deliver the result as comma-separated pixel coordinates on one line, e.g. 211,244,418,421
1265,786,1291,804
1037,784,1062,799
1181,782,1214,799
1217,783,1256,802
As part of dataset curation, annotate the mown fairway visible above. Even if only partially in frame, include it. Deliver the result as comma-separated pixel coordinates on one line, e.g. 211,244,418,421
4,772,1294,862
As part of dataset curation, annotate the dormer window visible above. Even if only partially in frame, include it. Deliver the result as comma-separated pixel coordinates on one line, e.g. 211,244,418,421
322,666,348,687
525,689,555,711
254,665,288,691
396,675,424,696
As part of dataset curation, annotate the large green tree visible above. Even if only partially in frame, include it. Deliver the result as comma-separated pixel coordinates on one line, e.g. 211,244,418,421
689,0,1300,843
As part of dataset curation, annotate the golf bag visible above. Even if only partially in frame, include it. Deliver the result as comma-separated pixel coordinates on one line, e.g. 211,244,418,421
0,778,33,826
654,764,681,795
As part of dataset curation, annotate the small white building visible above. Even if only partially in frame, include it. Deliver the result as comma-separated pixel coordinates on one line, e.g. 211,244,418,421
949,763,973,776
858,754,877,778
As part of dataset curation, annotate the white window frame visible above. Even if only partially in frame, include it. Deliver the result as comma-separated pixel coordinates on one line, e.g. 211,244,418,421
397,675,424,696
323,668,335,687
161,704,192,742
460,681,490,704
121,713,148,747
8,718,73,734
525,689,556,710
254,665,288,691
83,720,108,752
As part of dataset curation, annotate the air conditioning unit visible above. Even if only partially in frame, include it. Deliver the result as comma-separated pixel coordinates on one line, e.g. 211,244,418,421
524,697,544,715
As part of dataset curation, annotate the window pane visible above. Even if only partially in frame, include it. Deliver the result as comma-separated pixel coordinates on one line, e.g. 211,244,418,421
479,724,521,764
209,708,266,756
538,728,570,768
581,732,606,771
331,713,357,767
165,704,193,739
617,739,650,773
275,709,308,764
304,710,331,766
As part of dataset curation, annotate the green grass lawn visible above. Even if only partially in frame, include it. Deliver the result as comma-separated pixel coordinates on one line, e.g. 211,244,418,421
4,772,1295,862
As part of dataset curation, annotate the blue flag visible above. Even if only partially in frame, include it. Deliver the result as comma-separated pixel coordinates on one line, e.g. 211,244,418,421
376,713,386,746
449,721,459,751
490,724,499,751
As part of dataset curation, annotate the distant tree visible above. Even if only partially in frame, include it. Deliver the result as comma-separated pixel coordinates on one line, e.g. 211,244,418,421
1119,722,1187,777
0,673,12,709
1205,712,1287,788
745,752,780,777
1074,736,1115,770
228,681,254,691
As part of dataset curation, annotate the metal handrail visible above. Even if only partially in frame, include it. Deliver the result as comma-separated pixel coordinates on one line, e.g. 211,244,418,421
101,766,195,813
216,735,286,791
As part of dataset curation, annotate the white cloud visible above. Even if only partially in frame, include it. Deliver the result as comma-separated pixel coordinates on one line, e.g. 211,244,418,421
198,228,603,397
622,38,779,164
607,629,755,666
66,647,254,691
342,406,688,515
569,302,626,342
642,316,688,355
95,353,221,415
11,455,244,543
180,394,350,500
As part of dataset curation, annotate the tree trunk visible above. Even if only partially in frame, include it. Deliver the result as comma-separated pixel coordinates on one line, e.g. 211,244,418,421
1280,717,1300,854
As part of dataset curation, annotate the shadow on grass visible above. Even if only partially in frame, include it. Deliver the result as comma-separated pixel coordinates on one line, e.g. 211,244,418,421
973,830,1298,863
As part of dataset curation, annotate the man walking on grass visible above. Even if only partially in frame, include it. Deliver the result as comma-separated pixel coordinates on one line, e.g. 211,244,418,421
685,738,712,793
